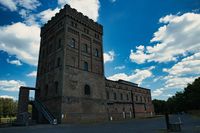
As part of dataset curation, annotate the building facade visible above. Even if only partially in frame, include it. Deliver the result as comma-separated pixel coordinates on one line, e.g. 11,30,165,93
35,4,154,124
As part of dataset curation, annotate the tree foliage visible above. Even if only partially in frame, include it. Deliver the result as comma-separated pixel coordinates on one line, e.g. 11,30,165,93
153,77,200,114
0,98,18,117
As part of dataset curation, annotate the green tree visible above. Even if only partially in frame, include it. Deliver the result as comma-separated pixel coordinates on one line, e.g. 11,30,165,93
152,99,167,114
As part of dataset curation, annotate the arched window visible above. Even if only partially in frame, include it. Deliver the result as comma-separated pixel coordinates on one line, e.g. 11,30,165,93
84,44,88,53
84,84,90,95
84,61,88,71
95,49,99,57
69,38,75,48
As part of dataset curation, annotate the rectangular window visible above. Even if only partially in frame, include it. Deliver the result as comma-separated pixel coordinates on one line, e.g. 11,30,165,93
114,92,117,100
55,81,58,94
58,38,62,49
127,94,129,100
106,91,109,99
140,96,142,102
136,95,138,101
84,61,88,71
69,38,75,48
57,57,61,67
120,93,123,100
84,28,89,34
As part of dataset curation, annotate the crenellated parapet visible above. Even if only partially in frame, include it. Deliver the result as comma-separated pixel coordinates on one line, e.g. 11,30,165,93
41,4,103,36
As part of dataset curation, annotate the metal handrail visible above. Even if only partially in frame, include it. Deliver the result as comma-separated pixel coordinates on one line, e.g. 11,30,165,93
31,98,57,124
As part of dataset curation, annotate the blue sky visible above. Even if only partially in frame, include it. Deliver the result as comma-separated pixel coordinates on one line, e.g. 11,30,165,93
0,0,200,100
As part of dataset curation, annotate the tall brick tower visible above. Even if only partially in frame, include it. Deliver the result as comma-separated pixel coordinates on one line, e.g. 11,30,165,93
35,4,107,123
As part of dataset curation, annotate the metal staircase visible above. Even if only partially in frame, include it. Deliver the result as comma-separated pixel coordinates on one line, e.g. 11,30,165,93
31,98,57,125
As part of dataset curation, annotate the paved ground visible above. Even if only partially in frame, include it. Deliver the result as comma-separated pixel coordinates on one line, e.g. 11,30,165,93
0,114,199,133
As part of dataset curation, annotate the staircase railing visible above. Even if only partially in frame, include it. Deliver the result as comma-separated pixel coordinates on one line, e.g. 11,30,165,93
30,97,57,125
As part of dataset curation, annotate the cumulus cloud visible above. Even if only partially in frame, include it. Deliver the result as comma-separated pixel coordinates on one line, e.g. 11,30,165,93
130,45,152,64
0,80,26,91
26,71,37,77
152,88,165,97
17,0,41,10
163,52,200,76
114,65,125,70
164,76,197,89
0,22,40,66
104,50,115,63
161,51,200,92
58,0,100,21
107,66,154,85
0,0,40,11
36,8,60,24
7,59,22,66
0,0,17,11
130,13,200,64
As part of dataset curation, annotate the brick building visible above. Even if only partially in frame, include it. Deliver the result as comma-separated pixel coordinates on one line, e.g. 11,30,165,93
17,4,154,124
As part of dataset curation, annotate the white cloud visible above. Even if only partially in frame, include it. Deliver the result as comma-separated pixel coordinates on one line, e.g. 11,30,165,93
26,71,37,77
130,13,200,64
0,95,15,99
0,0,17,11
0,80,26,92
104,50,115,63
0,22,40,66
152,88,165,97
130,45,152,64
114,65,125,70
7,59,22,66
107,66,154,85
0,0,40,11
163,52,200,76
162,52,200,90
36,8,60,24
58,0,100,21
17,0,41,10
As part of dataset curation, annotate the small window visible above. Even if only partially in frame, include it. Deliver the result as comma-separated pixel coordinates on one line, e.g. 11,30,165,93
58,38,62,48
114,92,117,100
71,21,77,28
84,61,88,71
127,94,129,100
84,84,90,95
45,85,48,96
84,28,89,34
83,44,88,53
120,93,123,100
69,38,75,48
95,33,100,39
140,96,143,102
106,91,109,99
55,81,58,94
136,95,138,101
95,49,99,57
57,57,61,67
